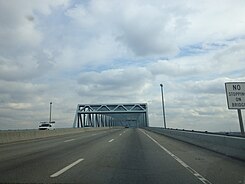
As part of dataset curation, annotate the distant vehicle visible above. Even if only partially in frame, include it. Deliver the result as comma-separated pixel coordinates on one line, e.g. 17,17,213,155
39,122,55,130
125,126,129,128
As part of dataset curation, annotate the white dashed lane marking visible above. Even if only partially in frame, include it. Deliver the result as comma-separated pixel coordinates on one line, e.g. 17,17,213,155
64,139,75,143
108,139,114,143
50,158,84,178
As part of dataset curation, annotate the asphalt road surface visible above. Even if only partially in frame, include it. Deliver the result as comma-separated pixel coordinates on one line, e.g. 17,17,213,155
0,128,245,184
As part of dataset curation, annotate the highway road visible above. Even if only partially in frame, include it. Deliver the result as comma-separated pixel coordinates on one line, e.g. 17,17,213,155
0,128,245,184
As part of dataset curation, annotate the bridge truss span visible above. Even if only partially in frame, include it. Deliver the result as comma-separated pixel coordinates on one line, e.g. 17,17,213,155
73,103,149,128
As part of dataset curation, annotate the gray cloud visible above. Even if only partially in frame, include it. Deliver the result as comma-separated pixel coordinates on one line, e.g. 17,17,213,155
77,67,154,102
65,0,184,57
183,78,228,95
1,0,245,132
0,80,47,102
149,59,203,77
0,51,54,81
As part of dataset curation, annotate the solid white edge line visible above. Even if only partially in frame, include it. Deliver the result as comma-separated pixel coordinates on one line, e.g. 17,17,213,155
64,139,75,143
140,129,213,184
50,158,84,178
108,139,114,143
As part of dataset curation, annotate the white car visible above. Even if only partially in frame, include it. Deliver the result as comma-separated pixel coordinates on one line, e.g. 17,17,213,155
39,122,55,130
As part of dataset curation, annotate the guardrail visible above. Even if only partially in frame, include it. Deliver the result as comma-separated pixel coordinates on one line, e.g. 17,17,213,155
0,127,117,144
145,127,245,161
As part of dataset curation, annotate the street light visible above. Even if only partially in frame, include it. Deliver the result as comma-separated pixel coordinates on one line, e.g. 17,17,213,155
49,102,52,123
160,84,167,128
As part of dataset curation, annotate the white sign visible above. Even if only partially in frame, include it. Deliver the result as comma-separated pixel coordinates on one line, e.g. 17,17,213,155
225,82,245,109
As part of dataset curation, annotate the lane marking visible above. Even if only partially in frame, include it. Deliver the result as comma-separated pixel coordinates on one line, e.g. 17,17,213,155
64,139,75,143
119,133,122,136
140,130,212,184
92,133,97,136
50,158,84,178
108,139,114,143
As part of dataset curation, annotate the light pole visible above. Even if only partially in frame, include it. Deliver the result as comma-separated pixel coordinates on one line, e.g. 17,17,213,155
160,84,166,128
49,102,52,123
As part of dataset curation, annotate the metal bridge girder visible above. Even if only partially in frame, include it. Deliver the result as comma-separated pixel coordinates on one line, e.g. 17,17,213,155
73,103,149,128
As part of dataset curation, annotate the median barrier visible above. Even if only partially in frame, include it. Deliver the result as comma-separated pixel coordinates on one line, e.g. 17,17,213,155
144,127,245,161
0,127,117,144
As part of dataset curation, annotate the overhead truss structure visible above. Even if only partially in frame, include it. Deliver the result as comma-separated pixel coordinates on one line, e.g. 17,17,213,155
73,103,148,128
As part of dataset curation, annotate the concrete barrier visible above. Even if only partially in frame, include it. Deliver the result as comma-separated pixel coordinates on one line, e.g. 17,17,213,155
0,127,118,144
145,127,245,161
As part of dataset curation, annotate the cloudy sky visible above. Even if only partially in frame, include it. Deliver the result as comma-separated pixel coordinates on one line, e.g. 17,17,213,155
0,0,245,131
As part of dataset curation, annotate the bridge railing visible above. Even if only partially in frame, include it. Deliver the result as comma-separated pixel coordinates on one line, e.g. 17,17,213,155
144,127,245,161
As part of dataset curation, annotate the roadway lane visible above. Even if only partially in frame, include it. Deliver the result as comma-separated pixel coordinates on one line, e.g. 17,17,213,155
0,128,245,183
0,128,122,183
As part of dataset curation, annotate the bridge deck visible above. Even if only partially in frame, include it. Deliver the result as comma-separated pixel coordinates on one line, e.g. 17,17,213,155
0,128,244,184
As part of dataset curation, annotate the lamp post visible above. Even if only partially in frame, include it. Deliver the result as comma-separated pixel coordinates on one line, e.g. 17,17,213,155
49,102,52,123
160,84,166,128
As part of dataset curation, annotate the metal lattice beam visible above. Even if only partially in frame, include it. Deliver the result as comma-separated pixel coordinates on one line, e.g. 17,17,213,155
73,103,148,128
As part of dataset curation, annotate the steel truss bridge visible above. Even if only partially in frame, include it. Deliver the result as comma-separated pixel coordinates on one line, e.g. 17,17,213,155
73,103,148,128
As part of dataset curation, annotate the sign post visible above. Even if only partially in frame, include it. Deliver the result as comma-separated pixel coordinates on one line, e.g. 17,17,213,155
225,82,245,136
237,109,244,135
